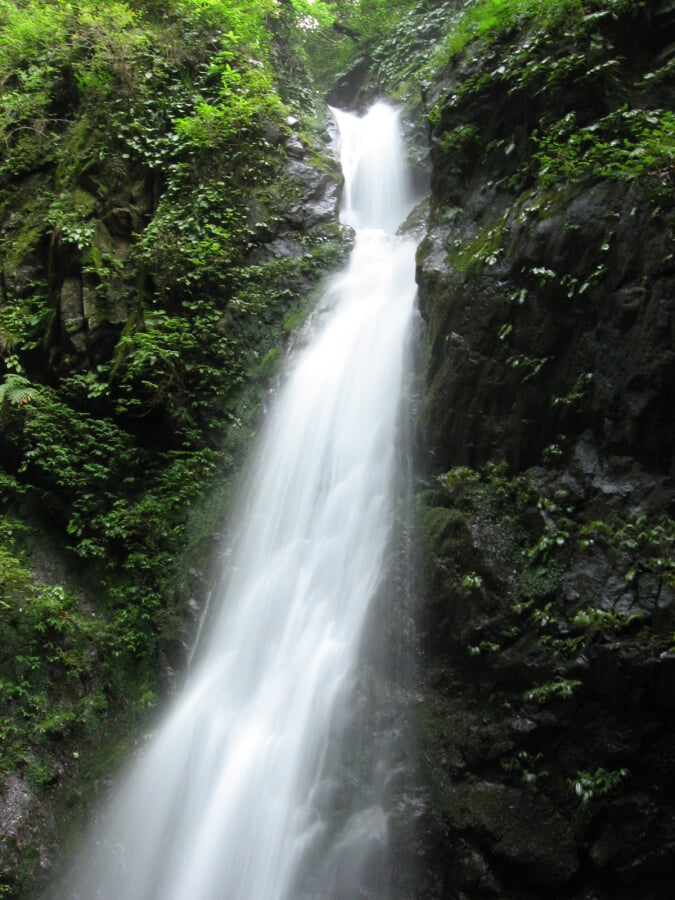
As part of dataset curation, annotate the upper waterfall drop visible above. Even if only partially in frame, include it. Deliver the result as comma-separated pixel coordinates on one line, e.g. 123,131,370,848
332,102,412,233
57,101,419,900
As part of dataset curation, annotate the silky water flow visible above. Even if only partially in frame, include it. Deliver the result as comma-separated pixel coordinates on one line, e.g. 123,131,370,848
60,101,419,900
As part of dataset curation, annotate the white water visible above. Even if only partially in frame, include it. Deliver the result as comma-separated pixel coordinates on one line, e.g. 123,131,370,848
62,102,418,900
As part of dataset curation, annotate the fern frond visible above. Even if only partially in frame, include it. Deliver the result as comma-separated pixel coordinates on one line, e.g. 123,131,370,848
0,374,39,407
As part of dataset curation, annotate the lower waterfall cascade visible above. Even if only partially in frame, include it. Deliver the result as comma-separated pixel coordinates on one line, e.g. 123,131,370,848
58,100,420,900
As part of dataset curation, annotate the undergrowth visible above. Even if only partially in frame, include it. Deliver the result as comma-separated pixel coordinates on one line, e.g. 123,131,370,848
425,0,643,76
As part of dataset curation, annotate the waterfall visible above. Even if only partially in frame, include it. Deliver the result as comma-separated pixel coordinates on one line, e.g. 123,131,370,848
59,101,418,900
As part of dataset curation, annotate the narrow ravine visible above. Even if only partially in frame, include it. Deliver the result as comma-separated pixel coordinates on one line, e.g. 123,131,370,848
57,102,419,900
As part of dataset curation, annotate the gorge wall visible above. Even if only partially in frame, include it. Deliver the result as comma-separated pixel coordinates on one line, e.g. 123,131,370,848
413,2,675,897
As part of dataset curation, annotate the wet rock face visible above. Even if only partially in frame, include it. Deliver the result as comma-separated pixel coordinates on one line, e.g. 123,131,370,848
0,775,53,896
57,269,134,372
417,175,675,477
281,157,341,230
414,5,675,899
416,450,675,899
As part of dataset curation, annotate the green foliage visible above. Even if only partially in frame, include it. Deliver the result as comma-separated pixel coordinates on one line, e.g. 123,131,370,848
441,124,480,157
176,0,276,52
0,373,39,408
501,749,549,785
0,0,147,175
284,0,416,93
523,676,582,704
461,571,483,590
570,766,629,804
535,108,675,192
113,310,199,422
20,392,136,496
136,176,252,287
508,352,551,385
580,512,675,588
47,189,97,251
571,605,643,632
426,0,642,74
437,466,483,491
19,383,219,563
526,527,570,562
438,123,482,177
0,0,70,69
0,525,112,781
174,51,282,145
306,0,411,43
468,639,500,656
290,0,336,30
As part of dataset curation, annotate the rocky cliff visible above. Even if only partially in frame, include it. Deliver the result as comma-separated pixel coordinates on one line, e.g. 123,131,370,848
414,1,675,897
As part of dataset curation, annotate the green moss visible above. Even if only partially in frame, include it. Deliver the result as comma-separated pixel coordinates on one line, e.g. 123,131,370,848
0,192,49,273
54,116,103,191
449,216,509,273
421,503,472,557
17,843,40,888
257,346,282,378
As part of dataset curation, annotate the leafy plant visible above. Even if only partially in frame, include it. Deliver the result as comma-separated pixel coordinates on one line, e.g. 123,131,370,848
462,571,483,590
0,529,113,779
572,606,642,632
535,108,675,192
569,766,629,804
508,352,552,384
580,512,675,588
468,640,500,656
501,749,549,784
0,373,39,407
425,0,641,76
524,676,582,704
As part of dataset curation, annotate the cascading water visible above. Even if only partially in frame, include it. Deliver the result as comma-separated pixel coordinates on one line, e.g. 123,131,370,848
59,101,419,900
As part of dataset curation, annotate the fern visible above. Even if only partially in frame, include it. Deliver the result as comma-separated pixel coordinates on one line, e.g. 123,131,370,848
0,373,38,407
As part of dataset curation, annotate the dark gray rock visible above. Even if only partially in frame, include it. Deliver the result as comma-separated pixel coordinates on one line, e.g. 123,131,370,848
284,158,340,229
59,276,87,357
285,134,305,159
415,5,675,896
